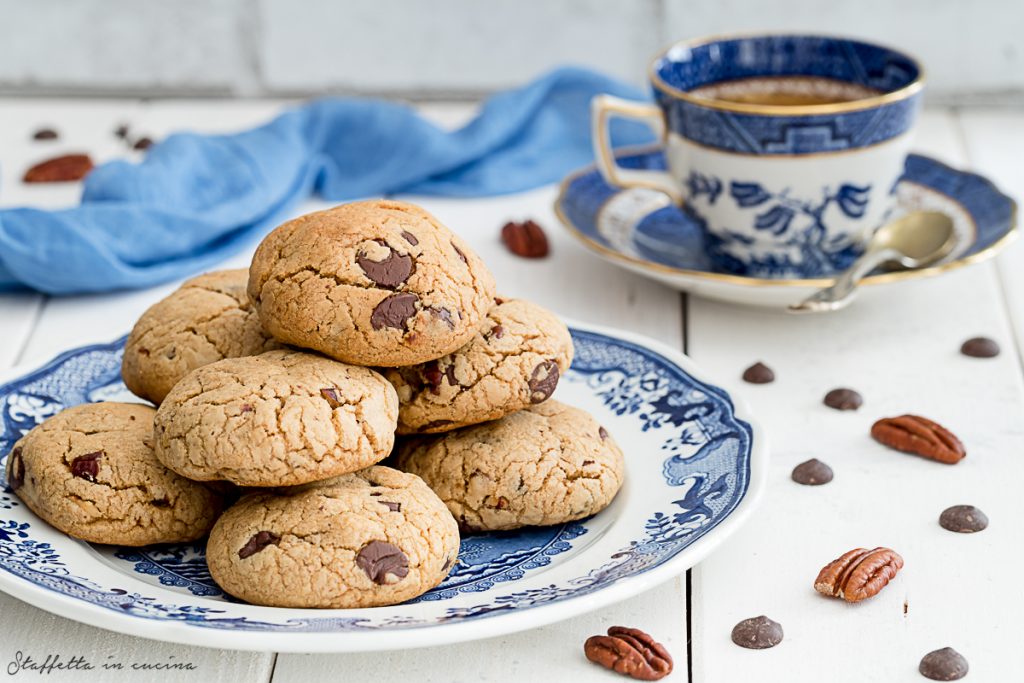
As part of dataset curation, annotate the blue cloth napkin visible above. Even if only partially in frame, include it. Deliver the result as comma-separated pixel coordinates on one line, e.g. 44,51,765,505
0,67,649,294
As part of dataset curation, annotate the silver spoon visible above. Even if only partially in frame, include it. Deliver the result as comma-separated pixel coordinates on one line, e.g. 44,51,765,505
788,211,957,313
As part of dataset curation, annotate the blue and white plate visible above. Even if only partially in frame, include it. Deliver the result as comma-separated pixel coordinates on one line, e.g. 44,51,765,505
556,147,1018,308
0,321,766,652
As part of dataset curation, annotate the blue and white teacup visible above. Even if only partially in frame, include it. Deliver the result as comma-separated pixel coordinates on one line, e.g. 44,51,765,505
592,34,925,278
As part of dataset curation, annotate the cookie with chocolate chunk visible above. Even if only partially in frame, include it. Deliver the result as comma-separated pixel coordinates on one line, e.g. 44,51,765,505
5,402,224,545
248,200,496,367
205,466,459,608
397,400,624,532
384,298,574,434
122,269,281,405
153,349,398,487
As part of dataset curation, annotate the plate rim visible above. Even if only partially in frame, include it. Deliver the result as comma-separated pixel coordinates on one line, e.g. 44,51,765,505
0,319,769,653
555,143,1019,289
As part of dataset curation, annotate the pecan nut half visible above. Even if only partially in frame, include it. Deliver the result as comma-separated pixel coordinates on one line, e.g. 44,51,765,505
23,153,94,183
584,626,673,680
814,547,904,602
871,415,965,464
501,219,549,258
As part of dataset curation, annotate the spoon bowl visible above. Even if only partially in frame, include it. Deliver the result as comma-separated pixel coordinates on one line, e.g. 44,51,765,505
789,211,957,313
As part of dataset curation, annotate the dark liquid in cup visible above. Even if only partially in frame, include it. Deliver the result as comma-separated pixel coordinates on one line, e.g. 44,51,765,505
691,77,881,106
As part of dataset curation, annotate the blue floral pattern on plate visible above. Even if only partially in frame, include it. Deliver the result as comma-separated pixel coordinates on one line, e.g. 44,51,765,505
0,326,758,644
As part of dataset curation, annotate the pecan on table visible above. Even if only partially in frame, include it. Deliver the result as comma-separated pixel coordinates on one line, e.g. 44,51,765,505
584,626,673,680
814,547,904,603
500,219,549,258
871,415,965,464
23,153,94,183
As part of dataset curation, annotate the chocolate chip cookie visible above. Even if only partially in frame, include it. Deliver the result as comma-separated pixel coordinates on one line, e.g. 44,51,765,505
383,298,574,434
206,466,459,608
247,200,496,367
397,400,624,531
122,269,280,405
5,402,223,545
153,349,398,487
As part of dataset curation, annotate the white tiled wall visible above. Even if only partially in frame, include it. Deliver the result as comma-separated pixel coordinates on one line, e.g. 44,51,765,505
1,0,1021,99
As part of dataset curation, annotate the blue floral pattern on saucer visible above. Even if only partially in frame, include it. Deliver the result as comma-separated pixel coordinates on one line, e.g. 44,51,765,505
0,326,760,645
558,147,1017,282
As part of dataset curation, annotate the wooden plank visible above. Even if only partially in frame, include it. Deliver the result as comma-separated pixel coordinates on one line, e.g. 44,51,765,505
272,577,688,682
0,593,272,682
956,109,1024,365
687,110,1024,681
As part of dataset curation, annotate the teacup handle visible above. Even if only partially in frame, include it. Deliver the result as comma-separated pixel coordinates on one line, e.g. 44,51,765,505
591,95,682,203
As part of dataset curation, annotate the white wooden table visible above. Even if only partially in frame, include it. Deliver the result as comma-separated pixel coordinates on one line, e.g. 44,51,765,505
1,99,1021,682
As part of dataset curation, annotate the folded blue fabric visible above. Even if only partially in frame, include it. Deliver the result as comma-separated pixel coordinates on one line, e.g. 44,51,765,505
0,67,649,294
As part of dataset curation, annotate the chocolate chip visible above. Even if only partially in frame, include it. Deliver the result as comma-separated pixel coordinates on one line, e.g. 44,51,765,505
70,451,102,482
151,497,172,508
371,293,419,330
422,361,445,394
494,297,505,305
494,496,509,510
356,540,409,585
791,458,833,485
401,230,419,246
320,387,342,408
528,361,559,403
429,307,455,329
731,615,784,650
823,388,862,411
919,647,969,680
742,362,774,384
599,427,609,440
357,241,413,288
240,403,254,413
379,501,401,512
939,505,988,533
7,447,24,491
114,123,130,139
238,531,280,559
133,137,154,151
489,324,504,340
452,243,468,263
32,128,59,141
137,347,150,357
960,336,1000,358
582,460,595,466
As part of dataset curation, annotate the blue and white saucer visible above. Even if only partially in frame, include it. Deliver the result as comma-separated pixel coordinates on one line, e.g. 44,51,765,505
0,322,766,652
556,147,1018,308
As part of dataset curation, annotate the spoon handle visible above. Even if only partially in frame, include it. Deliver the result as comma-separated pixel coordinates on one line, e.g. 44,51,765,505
788,248,900,313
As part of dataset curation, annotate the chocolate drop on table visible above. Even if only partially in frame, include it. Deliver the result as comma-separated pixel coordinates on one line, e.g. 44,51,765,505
823,387,862,410
960,336,1000,358
919,647,969,680
742,362,774,384
791,458,833,485
730,616,783,649
939,505,988,533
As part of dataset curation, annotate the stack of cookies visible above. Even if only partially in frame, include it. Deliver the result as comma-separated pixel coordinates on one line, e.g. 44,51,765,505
5,200,624,609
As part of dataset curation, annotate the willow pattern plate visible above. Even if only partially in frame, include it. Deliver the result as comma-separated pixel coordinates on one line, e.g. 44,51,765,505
0,320,766,652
